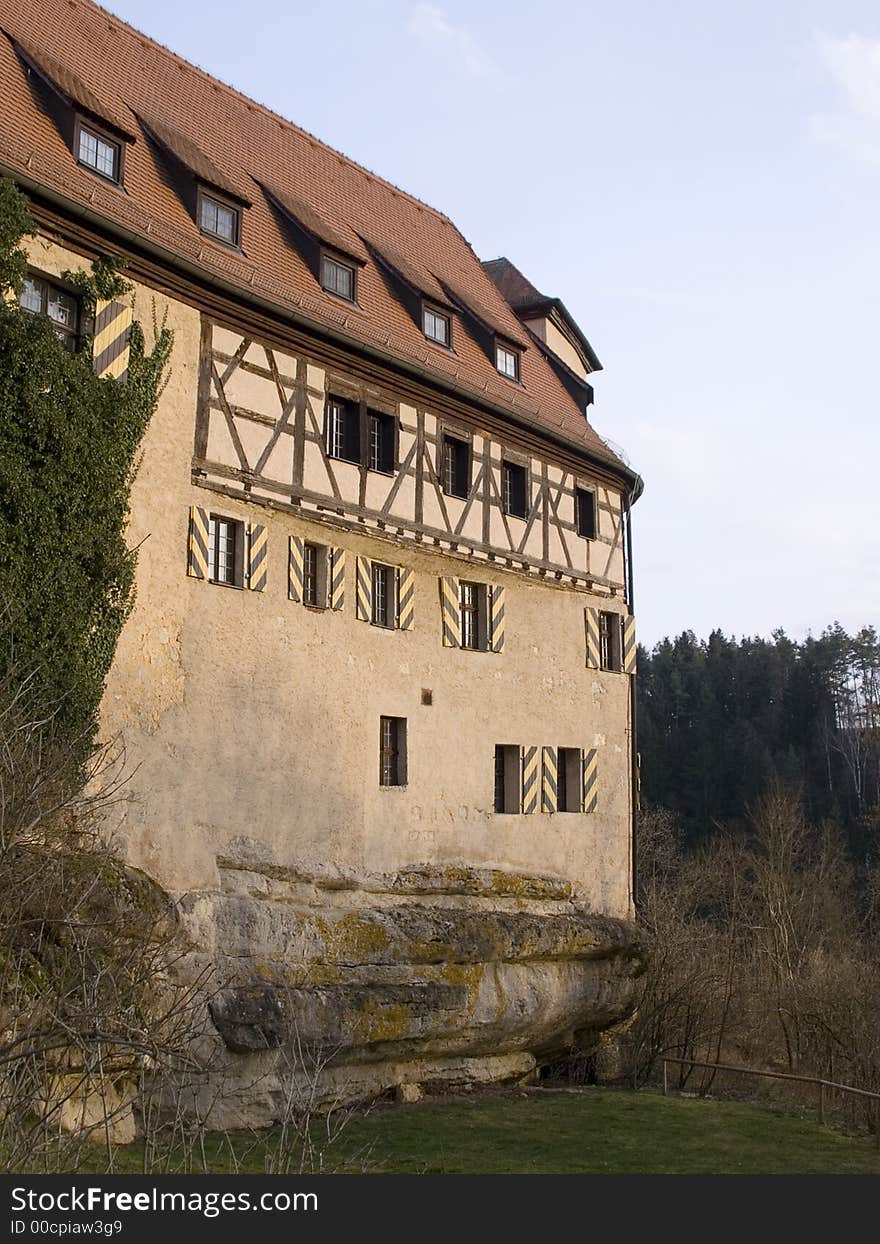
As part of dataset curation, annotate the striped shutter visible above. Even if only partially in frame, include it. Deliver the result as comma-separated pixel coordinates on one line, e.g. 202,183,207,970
521,746,539,814
488,584,505,653
582,748,599,813
355,556,372,621
187,506,210,580
398,568,415,631
622,615,637,675
439,577,461,647
247,523,268,591
329,547,346,610
585,606,601,669
288,536,304,602
542,747,558,813
93,298,132,382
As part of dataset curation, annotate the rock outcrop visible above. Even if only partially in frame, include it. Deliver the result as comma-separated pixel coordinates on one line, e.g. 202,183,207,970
172,841,647,1127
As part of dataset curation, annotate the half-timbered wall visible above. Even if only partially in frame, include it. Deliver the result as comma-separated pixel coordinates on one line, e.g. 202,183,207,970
196,322,627,597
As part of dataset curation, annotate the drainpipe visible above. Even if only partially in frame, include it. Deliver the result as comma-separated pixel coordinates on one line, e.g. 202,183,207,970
624,481,641,916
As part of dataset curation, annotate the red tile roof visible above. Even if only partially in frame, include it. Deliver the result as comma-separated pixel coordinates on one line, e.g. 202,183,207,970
0,0,631,480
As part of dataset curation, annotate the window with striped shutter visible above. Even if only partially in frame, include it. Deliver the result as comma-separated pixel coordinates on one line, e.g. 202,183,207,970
622,616,637,675
521,745,539,814
355,556,372,621
439,576,461,647
488,585,505,653
187,506,210,580
288,536,304,602
541,746,558,813
582,748,599,813
329,547,346,610
247,524,268,591
585,606,601,670
397,568,415,631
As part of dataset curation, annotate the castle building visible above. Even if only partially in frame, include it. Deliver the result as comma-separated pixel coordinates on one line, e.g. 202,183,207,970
1,0,645,1117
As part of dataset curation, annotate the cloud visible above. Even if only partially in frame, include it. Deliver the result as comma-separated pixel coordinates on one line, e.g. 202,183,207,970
811,32,880,162
408,3,506,86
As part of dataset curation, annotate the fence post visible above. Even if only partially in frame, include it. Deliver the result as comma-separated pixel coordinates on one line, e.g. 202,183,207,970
818,1081,825,1127
663,1060,668,1098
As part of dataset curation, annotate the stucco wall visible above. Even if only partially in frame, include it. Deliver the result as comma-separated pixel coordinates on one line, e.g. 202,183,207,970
25,234,634,923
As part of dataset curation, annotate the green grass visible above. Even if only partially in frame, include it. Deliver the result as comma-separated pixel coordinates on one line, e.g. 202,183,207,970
100,1089,880,1175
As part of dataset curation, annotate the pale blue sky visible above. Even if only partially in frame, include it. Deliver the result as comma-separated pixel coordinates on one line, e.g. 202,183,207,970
105,0,880,645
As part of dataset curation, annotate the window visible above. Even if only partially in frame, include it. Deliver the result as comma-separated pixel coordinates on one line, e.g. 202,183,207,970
76,121,121,182
459,581,488,651
379,716,407,787
303,542,329,608
368,410,395,473
19,275,80,351
198,189,240,246
558,748,583,812
321,253,355,302
502,461,528,519
576,488,597,540
208,514,243,586
442,434,470,499
495,342,520,381
599,611,622,672
325,396,361,464
423,304,451,346
494,745,520,814
371,563,396,628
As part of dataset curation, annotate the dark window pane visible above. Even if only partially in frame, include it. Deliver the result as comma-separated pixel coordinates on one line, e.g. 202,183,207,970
78,126,118,179
576,488,597,539
496,343,519,380
379,716,406,786
208,515,240,585
442,435,469,498
199,194,237,243
502,462,527,518
321,255,355,301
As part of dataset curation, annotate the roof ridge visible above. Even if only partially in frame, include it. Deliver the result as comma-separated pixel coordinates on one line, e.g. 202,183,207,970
83,0,458,229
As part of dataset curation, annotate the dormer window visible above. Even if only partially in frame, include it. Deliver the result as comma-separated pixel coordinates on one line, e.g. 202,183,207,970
75,119,122,184
198,188,240,247
423,305,451,347
321,253,356,302
495,342,520,381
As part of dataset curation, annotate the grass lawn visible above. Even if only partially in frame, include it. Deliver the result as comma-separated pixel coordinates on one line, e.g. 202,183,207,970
101,1089,880,1175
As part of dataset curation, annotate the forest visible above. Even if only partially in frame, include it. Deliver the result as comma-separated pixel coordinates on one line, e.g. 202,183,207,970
637,625,880,850
626,625,880,1117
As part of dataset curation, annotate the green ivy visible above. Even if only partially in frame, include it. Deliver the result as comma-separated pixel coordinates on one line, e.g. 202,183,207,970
0,178,173,755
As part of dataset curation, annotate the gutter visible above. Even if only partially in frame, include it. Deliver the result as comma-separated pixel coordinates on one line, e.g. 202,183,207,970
5,162,642,498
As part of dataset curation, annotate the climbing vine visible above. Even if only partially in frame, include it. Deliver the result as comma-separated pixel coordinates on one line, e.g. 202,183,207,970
0,177,173,754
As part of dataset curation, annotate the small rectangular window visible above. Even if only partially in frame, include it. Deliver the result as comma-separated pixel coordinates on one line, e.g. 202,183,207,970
496,342,520,381
19,274,80,351
371,563,396,628
208,514,244,586
303,542,329,607
459,581,488,651
321,254,356,302
325,396,361,464
368,410,395,473
442,434,470,499
494,745,521,814
599,611,622,672
576,488,597,539
558,748,583,812
379,716,407,786
423,305,451,346
502,461,528,519
198,190,240,246
77,123,121,182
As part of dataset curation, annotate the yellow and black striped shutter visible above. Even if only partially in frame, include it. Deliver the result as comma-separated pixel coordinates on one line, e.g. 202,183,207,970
355,556,372,621
439,577,461,647
329,547,346,610
489,584,506,653
521,745,539,814
187,506,210,580
247,523,268,592
398,568,415,631
585,606,601,669
288,536,304,602
582,748,598,813
93,298,132,382
622,615,637,675
541,746,559,813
